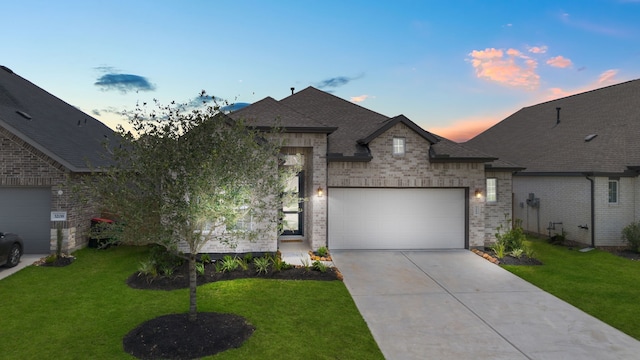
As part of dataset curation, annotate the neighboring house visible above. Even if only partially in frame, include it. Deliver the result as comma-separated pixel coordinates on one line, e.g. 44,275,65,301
202,86,521,254
0,66,117,254
466,79,640,247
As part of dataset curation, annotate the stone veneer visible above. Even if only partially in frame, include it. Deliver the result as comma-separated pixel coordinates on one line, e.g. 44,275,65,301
195,132,329,253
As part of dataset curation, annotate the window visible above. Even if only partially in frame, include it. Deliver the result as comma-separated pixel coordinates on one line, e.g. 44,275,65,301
282,172,304,235
486,178,497,203
608,180,619,204
393,137,405,156
233,205,253,231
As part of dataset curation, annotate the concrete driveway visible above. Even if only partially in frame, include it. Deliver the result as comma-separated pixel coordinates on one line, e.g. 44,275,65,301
332,250,640,360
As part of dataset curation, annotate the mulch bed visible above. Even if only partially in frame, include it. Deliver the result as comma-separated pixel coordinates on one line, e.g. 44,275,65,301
471,248,542,266
123,312,255,360
124,261,341,359
34,255,76,267
127,261,342,291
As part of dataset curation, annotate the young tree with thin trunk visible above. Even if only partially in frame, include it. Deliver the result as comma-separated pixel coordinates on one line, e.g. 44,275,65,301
91,94,295,321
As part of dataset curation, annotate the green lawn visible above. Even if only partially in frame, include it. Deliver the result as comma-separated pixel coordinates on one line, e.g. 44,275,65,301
0,246,383,359
504,237,640,340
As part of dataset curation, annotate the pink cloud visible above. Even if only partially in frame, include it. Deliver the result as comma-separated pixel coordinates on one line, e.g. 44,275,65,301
468,48,540,89
546,55,573,68
597,69,619,84
537,69,620,102
528,46,548,54
350,94,370,103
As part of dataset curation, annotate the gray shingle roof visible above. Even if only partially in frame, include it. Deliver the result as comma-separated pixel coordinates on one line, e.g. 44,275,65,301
466,79,640,174
233,86,494,162
0,66,117,172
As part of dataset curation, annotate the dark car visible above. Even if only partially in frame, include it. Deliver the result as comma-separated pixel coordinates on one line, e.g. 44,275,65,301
0,232,23,268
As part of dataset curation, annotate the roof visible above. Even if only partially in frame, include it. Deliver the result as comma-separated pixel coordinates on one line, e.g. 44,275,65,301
465,79,640,175
0,66,117,172
233,86,493,162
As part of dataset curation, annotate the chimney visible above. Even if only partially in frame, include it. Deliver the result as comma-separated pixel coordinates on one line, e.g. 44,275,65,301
290,87,295,95
556,107,561,125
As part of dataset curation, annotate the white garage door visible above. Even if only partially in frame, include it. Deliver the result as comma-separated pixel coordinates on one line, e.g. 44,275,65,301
328,188,466,250
0,187,52,253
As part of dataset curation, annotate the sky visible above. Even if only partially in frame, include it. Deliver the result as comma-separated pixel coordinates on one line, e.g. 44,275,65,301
2,0,640,142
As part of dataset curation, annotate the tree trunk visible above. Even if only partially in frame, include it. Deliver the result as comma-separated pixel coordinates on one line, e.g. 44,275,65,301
188,253,198,321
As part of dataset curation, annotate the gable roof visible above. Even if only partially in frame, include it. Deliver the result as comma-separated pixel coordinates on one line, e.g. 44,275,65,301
0,66,117,172
233,86,494,162
466,79,640,175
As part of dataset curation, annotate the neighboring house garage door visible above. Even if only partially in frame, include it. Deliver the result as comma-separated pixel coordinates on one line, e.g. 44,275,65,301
0,187,51,253
328,188,466,250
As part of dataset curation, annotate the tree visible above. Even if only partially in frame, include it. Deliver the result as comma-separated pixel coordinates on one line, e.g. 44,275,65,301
91,93,296,321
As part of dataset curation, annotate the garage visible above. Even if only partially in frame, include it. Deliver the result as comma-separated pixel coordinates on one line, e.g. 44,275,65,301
0,187,52,253
328,188,466,250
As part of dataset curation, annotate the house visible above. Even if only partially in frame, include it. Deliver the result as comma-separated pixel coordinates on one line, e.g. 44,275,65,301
0,66,118,254
466,79,640,247
194,86,521,254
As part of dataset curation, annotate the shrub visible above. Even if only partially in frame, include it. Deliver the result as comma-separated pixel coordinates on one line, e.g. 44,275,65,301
622,221,640,253
300,257,310,271
138,259,157,277
272,255,292,272
494,216,526,255
491,241,506,258
220,255,239,273
312,260,328,273
510,248,524,259
243,253,254,264
149,245,184,272
254,256,270,274
525,246,536,259
237,257,249,271
200,254,211,264
317,246,328,257
158,264,175,277
214,260,224,273
195,262,205,276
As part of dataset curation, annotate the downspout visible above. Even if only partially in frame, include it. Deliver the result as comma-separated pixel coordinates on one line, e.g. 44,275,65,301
585,175,595,247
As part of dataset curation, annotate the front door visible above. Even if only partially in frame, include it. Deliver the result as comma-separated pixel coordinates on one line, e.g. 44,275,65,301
282,172,304,235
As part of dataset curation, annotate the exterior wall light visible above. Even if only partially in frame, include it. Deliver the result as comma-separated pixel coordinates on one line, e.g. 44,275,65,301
475,189,482,199
317,186,324,197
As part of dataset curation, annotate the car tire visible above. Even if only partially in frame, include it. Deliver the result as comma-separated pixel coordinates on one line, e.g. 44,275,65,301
6,243,21,268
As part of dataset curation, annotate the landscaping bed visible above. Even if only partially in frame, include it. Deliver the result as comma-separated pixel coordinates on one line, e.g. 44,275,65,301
127,261,342,291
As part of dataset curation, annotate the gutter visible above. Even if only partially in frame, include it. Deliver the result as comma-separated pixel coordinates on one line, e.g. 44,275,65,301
585,174,595,247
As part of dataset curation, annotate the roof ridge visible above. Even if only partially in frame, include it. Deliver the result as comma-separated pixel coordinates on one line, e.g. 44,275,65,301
523,78,640,109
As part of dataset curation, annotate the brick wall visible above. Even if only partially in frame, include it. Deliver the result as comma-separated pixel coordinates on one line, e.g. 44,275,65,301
484,170,514,244
0,129,101,253
513,176,592,244
595,176,635,246
328,123,487,248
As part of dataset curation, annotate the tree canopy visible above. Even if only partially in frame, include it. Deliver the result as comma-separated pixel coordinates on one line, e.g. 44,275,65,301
90,94,297,320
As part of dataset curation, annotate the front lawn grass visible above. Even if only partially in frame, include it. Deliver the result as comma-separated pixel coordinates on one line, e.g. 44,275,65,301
0,246,383,359
503,237,640,340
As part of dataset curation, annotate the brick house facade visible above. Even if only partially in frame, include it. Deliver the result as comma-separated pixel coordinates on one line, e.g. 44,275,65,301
467,79,640,247
0,66,117,254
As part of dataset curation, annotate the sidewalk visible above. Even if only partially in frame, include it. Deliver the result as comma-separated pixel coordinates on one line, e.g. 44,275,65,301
0,254,46,280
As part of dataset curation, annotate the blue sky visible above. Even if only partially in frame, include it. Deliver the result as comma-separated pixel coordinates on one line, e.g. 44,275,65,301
2,0,640,141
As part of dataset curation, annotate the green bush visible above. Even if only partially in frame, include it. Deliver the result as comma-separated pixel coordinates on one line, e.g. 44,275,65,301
312,260,328,273
149,245,184,271
195,262,205,276
220,255,239,273
492,216,531,258
254,256,270,274
317,246,328,257
622,221,640,253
